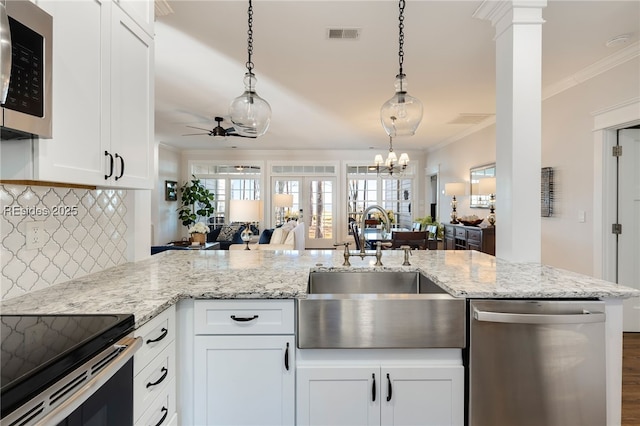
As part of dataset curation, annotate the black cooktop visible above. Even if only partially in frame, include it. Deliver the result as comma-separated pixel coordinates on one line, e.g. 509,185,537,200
0,313,134,417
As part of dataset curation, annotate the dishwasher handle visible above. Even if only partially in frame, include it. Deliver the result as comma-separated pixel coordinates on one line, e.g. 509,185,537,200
473,307,606,325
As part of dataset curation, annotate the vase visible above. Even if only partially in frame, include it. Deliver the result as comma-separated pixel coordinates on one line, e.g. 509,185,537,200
190,233,206,245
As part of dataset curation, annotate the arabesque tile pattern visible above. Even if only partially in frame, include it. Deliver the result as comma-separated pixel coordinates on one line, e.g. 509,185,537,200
1,185,128,301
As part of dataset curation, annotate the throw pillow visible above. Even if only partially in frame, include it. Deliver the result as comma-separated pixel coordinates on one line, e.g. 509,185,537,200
207,227,221,243
259,229,274,244
217,223,242,242
270,227,289,245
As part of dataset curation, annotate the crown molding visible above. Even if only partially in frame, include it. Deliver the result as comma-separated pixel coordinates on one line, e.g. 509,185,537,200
429,41,640,153
543,41,640,101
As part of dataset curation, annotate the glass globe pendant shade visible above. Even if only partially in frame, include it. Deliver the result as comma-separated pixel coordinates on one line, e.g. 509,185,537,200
380,75,423,137
229,72,272,137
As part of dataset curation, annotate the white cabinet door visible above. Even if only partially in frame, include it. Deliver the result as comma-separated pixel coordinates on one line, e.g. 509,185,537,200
110,5,153,189
34,0,110,185
297,366,381,426
194,335,295,426
381,366,464,426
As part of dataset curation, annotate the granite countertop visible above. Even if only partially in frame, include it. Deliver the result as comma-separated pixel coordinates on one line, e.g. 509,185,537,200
1,250,637,328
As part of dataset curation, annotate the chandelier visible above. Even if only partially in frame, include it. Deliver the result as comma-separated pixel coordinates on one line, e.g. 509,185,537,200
229,0,271,137
380,0,423,137
373,135,409,177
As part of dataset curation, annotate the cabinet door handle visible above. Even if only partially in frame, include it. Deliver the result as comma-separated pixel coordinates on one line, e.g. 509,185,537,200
153,406,169,426
372,373,376,402
115,153,125,180
146,367,168,388
230,315,259,322
146,327,168,344
104,151,114,179
386,373,392,402
284,342,290,370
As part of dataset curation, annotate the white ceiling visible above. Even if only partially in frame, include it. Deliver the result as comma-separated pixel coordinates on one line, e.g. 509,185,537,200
154,0,640,153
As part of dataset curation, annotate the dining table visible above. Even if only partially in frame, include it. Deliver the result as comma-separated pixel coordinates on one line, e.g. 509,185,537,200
362,227,410,247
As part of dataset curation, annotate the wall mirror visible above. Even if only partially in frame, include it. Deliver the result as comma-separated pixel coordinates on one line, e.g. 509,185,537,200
470,163,495,208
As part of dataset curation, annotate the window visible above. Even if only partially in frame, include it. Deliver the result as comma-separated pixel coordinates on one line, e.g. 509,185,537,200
347,165,413,230
192,164,261,227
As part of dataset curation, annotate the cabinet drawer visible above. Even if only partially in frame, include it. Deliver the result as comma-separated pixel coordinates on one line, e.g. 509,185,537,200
134,306,176,376
466,229,481,243
444,226,455,237
134,344,175,421
454,227,466,238
194,299,295,335
135,377,176,426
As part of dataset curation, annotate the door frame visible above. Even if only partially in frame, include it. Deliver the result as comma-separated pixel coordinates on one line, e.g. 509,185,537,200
592,97,640,281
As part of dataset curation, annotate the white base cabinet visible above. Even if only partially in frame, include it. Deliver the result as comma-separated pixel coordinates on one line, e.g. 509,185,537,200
194,335,295,425
191,300,296,426
297,364,464,426
133,305,177,426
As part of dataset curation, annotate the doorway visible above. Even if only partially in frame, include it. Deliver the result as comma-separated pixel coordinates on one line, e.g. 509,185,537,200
618,127,640,331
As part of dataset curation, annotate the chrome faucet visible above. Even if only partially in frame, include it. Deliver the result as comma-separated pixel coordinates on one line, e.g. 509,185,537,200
359,204,391,256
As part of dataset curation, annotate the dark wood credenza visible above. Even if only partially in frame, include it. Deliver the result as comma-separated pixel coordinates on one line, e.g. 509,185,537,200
444,224,495,255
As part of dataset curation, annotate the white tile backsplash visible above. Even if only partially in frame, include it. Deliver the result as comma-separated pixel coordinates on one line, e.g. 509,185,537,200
1,185,129,301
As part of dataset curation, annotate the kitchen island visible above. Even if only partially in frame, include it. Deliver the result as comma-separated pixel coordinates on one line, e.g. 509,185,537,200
1,249,637,425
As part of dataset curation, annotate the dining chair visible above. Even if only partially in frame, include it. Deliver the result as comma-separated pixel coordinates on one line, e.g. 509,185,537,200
412,222,422,231
350,222,362,251
391,231,428,250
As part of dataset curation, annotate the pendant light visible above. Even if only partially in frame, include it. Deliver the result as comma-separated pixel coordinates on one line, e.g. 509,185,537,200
380,0,423,137
373,135,410,177
229,0,271,137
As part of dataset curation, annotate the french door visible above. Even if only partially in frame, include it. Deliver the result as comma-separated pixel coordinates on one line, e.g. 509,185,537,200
273,177,336,249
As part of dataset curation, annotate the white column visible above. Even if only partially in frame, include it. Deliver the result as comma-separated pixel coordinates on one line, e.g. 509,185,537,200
474,0,546,262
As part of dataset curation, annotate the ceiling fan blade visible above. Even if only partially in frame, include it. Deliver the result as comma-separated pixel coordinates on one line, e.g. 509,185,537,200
186,125,212,132
182,132,210,136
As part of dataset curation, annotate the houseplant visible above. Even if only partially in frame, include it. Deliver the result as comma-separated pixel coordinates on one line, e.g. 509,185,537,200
416,216,444,240
178,175,215,230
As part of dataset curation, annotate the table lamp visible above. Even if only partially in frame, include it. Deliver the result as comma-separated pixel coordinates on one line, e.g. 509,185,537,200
479,177,496,226
273,193,293,226
229,200,262,250
444,182,465,224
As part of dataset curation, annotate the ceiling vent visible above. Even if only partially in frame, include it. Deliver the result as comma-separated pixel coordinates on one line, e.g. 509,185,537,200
448,113,494,125
327,28,361,40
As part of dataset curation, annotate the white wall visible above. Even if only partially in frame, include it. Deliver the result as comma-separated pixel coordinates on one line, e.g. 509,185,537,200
152,144,182,245
540,58,639,274
425,57,640,276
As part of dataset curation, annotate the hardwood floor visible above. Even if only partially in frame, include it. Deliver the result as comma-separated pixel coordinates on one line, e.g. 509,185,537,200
623,332,640,425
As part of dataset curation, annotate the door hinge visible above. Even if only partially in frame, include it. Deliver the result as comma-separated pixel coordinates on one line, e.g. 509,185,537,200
612,223,622,235
612,145,623,157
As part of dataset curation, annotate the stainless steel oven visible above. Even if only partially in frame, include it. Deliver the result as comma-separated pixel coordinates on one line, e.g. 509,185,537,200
0,314,141,426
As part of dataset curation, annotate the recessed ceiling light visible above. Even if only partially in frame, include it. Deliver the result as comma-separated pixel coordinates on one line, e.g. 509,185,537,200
606,34,631,48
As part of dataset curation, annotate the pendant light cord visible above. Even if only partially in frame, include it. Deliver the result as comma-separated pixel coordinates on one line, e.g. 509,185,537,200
246,0,255,90
398,0,405,79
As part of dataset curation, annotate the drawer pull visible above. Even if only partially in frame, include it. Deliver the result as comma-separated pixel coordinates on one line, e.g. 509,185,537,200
146,367,168,388
146,327,168,344
154,406,168,426
284,342,290,370
386,373,392,402
372,373,376,402
230,315,259,322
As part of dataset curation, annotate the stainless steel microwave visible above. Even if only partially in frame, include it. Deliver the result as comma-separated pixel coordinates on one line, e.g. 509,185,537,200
0,0,52,139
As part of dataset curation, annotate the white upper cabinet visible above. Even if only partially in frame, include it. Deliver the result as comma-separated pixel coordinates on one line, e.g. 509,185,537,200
113,0,154,36
34,0,153,189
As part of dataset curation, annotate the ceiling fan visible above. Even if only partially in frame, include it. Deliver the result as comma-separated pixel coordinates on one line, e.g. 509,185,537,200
183,116,256,139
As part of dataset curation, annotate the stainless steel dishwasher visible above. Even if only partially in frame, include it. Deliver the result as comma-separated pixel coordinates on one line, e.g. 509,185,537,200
468,300,606,426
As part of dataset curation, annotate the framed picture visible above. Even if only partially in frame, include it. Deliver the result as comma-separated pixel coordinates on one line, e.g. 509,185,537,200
165,180,178,201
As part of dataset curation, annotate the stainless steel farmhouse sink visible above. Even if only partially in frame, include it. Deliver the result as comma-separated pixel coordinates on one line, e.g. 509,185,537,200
297,271,465,349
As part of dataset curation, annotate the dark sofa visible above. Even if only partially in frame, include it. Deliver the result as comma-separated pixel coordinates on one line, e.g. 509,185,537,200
206,222,260,250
